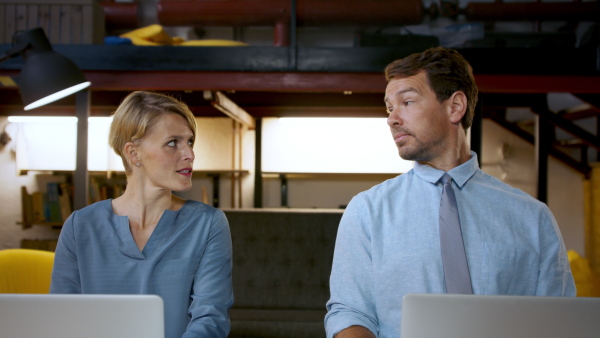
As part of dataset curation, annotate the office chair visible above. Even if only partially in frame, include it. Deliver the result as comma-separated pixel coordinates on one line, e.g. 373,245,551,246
568,250,600,297
0,248,55,293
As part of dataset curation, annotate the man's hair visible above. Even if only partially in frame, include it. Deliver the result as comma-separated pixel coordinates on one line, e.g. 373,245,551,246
108,91,197,174
384,47,478,131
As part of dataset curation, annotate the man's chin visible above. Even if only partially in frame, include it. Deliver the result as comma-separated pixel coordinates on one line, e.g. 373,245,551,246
397,147,422,162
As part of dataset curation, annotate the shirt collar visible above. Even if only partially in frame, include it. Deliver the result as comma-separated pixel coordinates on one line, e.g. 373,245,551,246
412,151,479,188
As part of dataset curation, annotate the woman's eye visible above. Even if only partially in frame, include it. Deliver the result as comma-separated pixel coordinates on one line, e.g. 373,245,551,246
188,140,194,147
404,100,414,106
167,140,176,147
386,107,393,114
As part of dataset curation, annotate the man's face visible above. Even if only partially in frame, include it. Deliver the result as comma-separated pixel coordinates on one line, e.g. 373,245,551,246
384,71,452,163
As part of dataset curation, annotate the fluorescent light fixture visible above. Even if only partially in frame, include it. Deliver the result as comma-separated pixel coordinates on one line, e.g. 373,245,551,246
24,81,91,110
10,116,121,172
264,117,414,173
8,116,77,123
8,116,111,123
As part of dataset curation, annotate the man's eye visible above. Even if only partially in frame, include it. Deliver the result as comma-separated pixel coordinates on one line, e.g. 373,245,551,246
404,101,414,106
167,140,176,147
386,107,393,114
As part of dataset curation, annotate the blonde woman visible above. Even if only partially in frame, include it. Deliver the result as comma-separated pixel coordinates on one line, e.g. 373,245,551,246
51,91,233,338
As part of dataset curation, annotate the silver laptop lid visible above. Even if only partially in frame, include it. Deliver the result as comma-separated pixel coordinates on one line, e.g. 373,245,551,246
0,294,164,338
401,293,600,338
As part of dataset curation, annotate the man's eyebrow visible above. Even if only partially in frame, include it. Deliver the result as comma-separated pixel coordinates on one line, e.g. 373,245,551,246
384,87,419,103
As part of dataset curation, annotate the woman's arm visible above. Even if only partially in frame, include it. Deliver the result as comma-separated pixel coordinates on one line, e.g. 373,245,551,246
183,209,234,338
50,212,81,293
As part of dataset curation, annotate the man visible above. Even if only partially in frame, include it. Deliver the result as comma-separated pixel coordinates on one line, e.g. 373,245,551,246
324,47,575,338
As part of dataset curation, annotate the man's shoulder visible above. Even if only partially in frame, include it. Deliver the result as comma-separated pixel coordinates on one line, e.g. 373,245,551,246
348,171,417,207
472,169,546,206
361,170,413,194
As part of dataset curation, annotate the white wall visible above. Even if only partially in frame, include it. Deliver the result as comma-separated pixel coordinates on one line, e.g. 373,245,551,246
176,118,256,209
0,116,587,253
0,117,62,249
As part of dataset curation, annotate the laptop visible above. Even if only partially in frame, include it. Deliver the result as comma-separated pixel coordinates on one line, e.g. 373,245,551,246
0,294,164,338
401,293,600,338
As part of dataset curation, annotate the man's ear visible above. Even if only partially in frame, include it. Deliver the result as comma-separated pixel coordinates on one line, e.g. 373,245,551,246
448,91,467,125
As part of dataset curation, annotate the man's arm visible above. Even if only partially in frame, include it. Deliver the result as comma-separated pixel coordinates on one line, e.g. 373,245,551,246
334,325,376,338
325,194,379,338
536,208,576,296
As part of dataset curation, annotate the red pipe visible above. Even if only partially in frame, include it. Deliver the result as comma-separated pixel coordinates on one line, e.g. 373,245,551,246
156,0,424,27
465,2,598,21
101,1,140,30
273,20,289,47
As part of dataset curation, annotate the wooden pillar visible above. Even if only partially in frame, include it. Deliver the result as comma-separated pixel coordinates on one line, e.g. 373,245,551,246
535,114,551,203
254,118,263,208
73,89,90,211
583,164,600,276
471,94,483,166
280,174,288,207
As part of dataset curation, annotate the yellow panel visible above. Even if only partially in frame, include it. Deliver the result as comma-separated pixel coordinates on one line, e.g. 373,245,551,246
0,76,17,87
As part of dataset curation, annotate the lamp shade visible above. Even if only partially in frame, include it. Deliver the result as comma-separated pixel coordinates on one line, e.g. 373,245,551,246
12,28,91,110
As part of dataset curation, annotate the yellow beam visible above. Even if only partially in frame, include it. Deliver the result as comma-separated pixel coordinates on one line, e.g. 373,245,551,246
204,90,255,129
0,76,17,87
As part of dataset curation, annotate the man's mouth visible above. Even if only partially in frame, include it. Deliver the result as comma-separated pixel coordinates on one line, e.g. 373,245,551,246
393,132,410,143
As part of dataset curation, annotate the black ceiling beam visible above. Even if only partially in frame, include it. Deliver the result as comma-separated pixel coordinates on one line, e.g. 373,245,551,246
573,94,600,109
533,102,600,153
480,93,544,108
482,93,600,151
487,109,590,177
1,45,598,75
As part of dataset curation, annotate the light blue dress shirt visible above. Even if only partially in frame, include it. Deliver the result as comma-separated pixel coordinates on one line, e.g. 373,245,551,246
51,199,233,338
325,152,575,338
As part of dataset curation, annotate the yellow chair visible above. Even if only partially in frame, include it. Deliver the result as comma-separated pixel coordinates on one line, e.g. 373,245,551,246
0,248,55,293
568,250,600,297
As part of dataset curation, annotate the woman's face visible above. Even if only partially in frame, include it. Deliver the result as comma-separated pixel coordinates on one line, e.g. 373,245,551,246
135,113,195,192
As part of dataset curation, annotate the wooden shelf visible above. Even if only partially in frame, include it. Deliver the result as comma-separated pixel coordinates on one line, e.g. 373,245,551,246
17,221,63,229
262,172,400,179
20,185,72,230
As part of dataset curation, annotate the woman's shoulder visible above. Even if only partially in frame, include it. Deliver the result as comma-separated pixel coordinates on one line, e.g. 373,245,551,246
181,199,216,210
179,199,225,218
72,199,114,217
176,200,229,231
62,199,116,231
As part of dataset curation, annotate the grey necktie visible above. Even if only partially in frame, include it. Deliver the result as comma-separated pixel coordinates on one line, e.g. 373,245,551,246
439,173,473,294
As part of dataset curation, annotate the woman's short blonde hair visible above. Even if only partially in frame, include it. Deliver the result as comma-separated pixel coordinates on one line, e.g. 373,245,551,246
108,91,197,174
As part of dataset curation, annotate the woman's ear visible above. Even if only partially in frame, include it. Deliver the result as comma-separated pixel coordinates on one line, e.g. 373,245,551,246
448,91,467,125
124,141,139,168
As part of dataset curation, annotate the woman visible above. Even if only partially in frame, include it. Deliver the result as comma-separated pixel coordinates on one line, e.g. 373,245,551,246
51,91,234,338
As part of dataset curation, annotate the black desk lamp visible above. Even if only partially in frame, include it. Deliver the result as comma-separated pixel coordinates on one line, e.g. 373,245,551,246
1,27,91,210
0,27,91,110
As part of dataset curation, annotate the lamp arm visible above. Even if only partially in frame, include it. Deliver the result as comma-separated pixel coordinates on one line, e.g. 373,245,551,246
0,42,30,63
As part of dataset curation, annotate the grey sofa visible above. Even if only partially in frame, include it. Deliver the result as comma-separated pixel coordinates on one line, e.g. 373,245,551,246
223,209,343,338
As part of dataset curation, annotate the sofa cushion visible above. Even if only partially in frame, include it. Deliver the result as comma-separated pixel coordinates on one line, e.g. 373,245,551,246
225,209,342,311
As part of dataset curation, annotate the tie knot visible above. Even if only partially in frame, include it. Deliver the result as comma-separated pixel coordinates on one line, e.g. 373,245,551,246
440,173,452,185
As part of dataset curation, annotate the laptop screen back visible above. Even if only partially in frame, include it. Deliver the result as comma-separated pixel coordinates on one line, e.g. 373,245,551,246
401,293,600,338
0,294,164,338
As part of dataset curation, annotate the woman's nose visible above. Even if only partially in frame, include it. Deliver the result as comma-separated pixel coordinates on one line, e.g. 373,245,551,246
183,144,195,162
